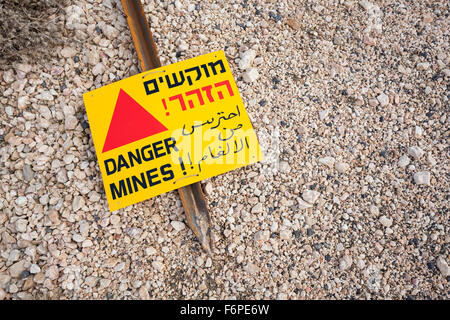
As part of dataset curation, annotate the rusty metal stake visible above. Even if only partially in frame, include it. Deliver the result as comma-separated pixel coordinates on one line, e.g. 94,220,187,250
120,0,214,256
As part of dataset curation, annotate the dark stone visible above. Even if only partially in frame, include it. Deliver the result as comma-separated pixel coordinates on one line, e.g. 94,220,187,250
20,270,30,279
307,228,314,236
258,100,267,106
269,11,282,22
293,230,302,239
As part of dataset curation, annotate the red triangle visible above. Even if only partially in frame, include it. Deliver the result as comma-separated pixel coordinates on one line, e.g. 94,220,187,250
102,89,168,153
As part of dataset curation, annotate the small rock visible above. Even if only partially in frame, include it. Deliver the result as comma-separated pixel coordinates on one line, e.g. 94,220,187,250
72,234,84,243
279,161,291,173
15,219,27,233
85,276,98,287
398,155,410,168
359,0,373,11
30,264,41,274
187,3,195,12
196,256,204,267
3,70,14,83
416,62,430,71
335,162,350,173
368,98,379,107
22,164,34,182
286,15,302,30
319,156,335,168
0,274,11,287
379,215,393,227
87,50,100,65
17,96,29,109
15,196,27,207
72,196,84,211
65,115,78,130
102,25,119,39
145,247,156,256
115,262,125,272
9,260,27,278
110,215,120,225
178,42,189,52
239,49,257,70
407,146,425,159
251,203,263,213
414,126,423,137
35,91,53,101
427,153,436,167
243,262,258,274
139,286,150,299
339,255,353,271
280,229,292,240
152,261,164,272
369,205,379,215
82,240,93,247
377,93,389,107
436,257,450,277
319,109,329,121
297,197,313,209
375,243,384,253
92,63,105,76
414,171,431,185
254,230,270,243
302,190,320,204
170,221,185,232
99,278,111,289
61,47,77,58
243,68,259,83
204,182,213,196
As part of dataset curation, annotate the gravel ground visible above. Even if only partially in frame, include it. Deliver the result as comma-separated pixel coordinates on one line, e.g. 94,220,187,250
0,0,449,300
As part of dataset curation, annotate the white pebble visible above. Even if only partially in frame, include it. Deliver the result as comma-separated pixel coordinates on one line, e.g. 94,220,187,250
335,162,350,173
377,93,389,107
30,264,41,274
318,156,335,168
239,49,257,70
379,215,393,227
170,221,185,232
398,155,410,168
407,146,425,159
15,196,27,207
302,190,320,204
243,68,259,83
414,171,431,185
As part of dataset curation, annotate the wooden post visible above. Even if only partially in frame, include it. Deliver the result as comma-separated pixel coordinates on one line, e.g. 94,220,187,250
120,0,213,255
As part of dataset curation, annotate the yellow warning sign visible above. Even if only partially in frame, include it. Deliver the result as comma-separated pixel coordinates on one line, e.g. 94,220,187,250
83,50,264,211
